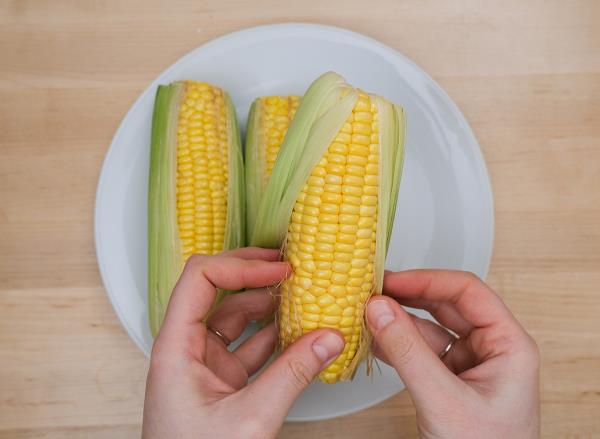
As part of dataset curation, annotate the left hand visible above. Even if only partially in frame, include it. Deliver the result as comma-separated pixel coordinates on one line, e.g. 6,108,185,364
142,247,345,439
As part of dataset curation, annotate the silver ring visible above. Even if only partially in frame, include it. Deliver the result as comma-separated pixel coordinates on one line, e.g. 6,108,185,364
439,336,458,359
207,325,232,346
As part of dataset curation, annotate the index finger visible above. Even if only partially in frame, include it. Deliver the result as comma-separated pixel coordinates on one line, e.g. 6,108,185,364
383,270,539,377
383,270,515,330
219,246,281,261
158,254,289,355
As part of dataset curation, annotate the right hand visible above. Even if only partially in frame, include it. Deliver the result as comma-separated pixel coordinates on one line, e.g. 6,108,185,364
366,270,540,439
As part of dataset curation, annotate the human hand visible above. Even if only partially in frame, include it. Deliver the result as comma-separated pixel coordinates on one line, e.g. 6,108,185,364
142,247,345,439
366,270,540,439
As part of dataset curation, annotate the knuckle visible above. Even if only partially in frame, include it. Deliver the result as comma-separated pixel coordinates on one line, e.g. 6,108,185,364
283,356,314,390
485,324,540,371
186,253,208,269
461,271,484,291
518,333,541,369
463,271,481,283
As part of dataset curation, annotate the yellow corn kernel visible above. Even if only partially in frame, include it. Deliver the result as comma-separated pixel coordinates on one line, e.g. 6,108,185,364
278,92,380,383
259,96,300,174
174,82,230,259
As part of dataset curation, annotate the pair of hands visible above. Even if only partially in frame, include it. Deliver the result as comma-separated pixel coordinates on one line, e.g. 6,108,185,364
142,248,540,438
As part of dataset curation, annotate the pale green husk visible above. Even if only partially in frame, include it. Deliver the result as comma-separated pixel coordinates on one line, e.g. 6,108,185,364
148,82,244,337
148,83,183,337
250,72,353,247
244,99,262,241
223,92,245,253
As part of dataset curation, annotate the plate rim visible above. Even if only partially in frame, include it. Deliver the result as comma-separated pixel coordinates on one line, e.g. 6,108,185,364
94,22,494,420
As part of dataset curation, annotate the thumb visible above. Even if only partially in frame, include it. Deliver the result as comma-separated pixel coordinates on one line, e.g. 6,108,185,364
366,296,461,404
242,329,345,424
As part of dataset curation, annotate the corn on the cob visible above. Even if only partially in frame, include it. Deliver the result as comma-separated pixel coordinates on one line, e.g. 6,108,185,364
245,95,300,238
251,72,405,383
148,80,244,336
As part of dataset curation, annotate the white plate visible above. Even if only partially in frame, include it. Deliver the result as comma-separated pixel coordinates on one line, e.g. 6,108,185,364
95,23,493,422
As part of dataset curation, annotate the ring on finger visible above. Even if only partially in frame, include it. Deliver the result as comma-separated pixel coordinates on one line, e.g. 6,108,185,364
439,335,458,359
207,324,232,346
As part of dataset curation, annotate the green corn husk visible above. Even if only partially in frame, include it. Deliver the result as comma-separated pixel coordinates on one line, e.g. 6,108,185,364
245,95,301,241
148,81,244,336
244,99,261,239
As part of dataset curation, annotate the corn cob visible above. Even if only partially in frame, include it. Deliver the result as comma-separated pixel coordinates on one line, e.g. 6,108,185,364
251,72,405,383
148,80,244,336
245,95,300,238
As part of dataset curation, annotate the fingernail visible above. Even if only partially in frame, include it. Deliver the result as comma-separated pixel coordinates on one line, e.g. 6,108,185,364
368,300,396,330
312,332,345,363
278,262,292,278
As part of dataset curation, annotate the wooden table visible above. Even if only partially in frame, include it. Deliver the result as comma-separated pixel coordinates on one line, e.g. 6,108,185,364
1,1,599,437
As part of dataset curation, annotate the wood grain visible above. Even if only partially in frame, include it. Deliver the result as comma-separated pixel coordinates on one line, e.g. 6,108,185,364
0,0,599,437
